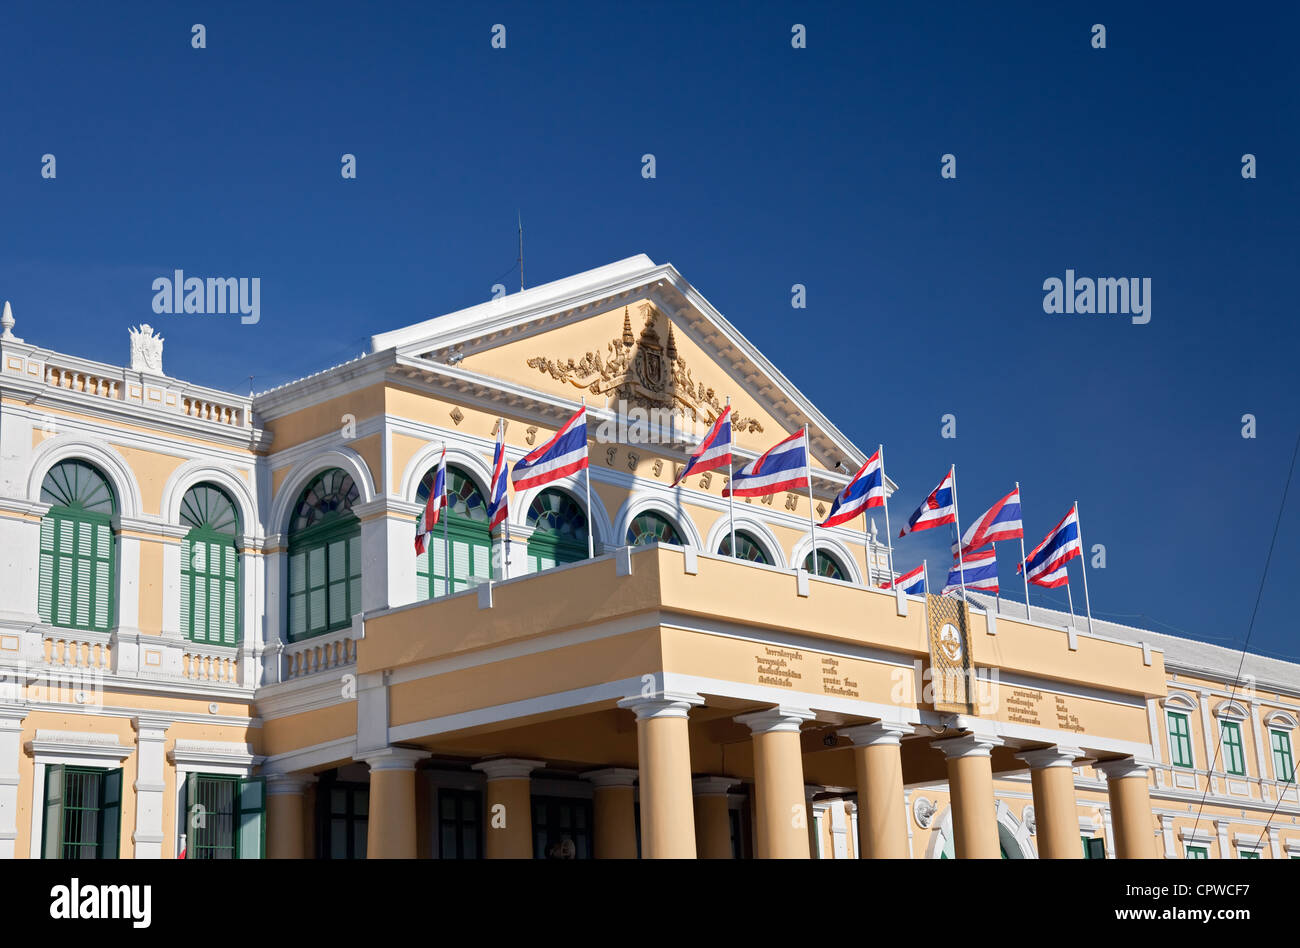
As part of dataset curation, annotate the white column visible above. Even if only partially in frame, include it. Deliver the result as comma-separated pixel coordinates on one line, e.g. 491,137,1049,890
1160,814,1177,858
0,709,27,858
234,538,264,686
132,714,172,859
1215,818,1231,858
501,523,535,577
262,539,287,684
355,498,420,613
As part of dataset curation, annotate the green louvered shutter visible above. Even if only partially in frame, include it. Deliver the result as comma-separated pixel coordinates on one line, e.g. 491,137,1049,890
92,521,112,630
42,765,65,859
180,537,192,638
99,768,122,859
222,544,238,646
38,519,55,622
237,777,265,858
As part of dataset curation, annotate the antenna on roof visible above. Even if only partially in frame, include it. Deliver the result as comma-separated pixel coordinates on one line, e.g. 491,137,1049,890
517,210,524,292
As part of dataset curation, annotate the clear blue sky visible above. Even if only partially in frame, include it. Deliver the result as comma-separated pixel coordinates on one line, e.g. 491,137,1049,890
3,2,1297,662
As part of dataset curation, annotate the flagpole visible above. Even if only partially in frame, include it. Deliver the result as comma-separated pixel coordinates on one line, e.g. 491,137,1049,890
1075,500,1095,636
922,558,928,595
726,396,736,559
441,449,450,597
879,444,895,586
582,398,594,559
803,426,819,575
1065,580,1077,628
1017,481,1032,623
501,418,511,581
949,464,967,602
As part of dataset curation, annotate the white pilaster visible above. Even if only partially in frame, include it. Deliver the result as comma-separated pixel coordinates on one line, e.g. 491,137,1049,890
354,498,420,612
0,709,28,858
132,714,172,858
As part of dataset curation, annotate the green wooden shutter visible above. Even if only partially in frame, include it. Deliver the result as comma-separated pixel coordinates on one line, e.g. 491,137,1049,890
38,519,55,621
93,522,112,630
180,537,192,638
99,768,123,859
42,765,65,859
222,544,238,646
237,777,265,859
289,550,306,638
416,546,430,599
347,534,362,616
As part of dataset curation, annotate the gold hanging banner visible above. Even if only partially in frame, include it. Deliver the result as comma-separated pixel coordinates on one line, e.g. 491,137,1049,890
926,594,978,715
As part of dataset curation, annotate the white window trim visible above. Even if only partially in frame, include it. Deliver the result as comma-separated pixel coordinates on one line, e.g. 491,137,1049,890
1268,728,1295,782
26,729,132,859
169,740,259,859
1233,831,1266,857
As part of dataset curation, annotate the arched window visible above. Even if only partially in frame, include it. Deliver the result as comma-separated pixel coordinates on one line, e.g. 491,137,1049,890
416,467,491,597
526,490,587,572
39,460,117,632
803,550,847,580
180,484,241,646
718,531,769,565
626,511,682,547
287,469,361,640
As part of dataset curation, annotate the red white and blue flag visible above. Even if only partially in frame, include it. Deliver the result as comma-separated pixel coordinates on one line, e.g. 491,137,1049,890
942,546,998,595
820,448,885,528
487,423,509,532
724,428,810,498
1019,505,1081,588
899,468,957,537
953,487,1023,558
511,406,589,491
673,406,732,487
881,563,926,596
415,449,447,555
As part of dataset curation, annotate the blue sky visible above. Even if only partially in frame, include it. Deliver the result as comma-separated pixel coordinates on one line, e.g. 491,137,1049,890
2,2,1297,661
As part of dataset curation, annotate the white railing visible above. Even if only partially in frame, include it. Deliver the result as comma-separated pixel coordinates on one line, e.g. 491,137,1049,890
182,645,240,684
282,627,358,681
42,630,112,670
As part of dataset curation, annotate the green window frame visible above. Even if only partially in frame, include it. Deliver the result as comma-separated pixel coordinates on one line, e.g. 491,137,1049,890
804,550,847,579
1082,836,1106,859
287,469,362,641
1240,849,1261,859
38,460,117,633
626,511,682,547
42,765,122,859
416,468,492,596
1220,720,1246,776
718,531,770,564
526,489,587,572
1167,711,1194,768
180,485,241,646
1271,729,1295,783
183,773,264,859
1186,845,1208,859
438,788,483,859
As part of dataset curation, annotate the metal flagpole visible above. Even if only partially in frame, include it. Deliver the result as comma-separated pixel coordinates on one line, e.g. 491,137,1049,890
727,397,736,559
1065,580,1077,629
879,444,896,586
922,558,929,595
1017,481,1032,623
582,398,594,559
803,426,819,575
501,419,511,581
441,449,450,597
949,464,967,602
1075,500,1095,636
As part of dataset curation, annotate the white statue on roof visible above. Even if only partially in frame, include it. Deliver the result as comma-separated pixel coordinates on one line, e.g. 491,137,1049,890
129,324,164,374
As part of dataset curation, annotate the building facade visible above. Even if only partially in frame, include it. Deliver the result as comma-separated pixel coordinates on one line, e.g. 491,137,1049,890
0,256,1296,859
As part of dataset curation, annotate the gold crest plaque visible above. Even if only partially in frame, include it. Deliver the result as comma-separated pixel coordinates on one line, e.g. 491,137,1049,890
926,594,977,715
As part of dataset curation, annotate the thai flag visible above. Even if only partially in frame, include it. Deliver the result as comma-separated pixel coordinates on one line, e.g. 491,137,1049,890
673,406,732,487
487,424,509,532
415,449,447,555
954,487,1023,557
1019,505,1081,588
898,469,956,537
943,546,998,595
881,563,926,595
511,406,589,491
724,428,809,498
820,448,885,528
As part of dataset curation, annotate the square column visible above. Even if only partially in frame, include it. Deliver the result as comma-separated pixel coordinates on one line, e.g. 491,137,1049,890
1016,746,1084,859
692,776,739,859
1095,758,1157,859
619,693,702,858
266,774,316,859
131,714,172,858
582,768,639,859
932,732,1005,858
735,706,815,859
840,720,913,858
0,709,28,859
359,747,429,858
473,758,544,859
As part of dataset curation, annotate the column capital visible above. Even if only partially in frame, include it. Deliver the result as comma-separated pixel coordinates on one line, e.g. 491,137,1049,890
932,732,1004,760
581,767,638,789
692,775,740,797
265,773,317,795
618,691,704,720
1094,757,1153,781
131,713,174,739
472,757,545,781
1016,745,1084,770
357,746,430,772
735,706,814,735
840,720,914,747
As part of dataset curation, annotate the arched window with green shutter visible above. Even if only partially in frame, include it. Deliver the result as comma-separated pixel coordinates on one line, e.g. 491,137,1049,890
416,467,491,598
180,484,241,647
38,460,117,633
803,549,847,580
626,511,682,547
526,489,587,572
718,531,770,564
287,469,361,641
